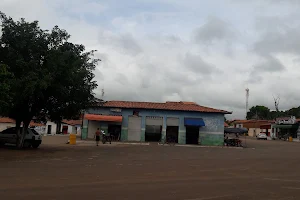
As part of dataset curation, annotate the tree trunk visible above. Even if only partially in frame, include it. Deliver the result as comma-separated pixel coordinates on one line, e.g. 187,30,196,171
15,120,21,147
17,120,30,149
56,121,61,134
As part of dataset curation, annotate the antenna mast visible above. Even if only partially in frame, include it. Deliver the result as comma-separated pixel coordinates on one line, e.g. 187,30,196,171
245,88,249,119
101,88,105,100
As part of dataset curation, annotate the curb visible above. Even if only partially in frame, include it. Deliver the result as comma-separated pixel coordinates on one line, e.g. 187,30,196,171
158,143,243,149
119,142,150,146
68,141,150,146
176,145,243,149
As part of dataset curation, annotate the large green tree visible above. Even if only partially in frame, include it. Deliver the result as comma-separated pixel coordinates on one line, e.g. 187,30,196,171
246,105,271,120
0,64,12,114
246,105,300,120
0,12,99,147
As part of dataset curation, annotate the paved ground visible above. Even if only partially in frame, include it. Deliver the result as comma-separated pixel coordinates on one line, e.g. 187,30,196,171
1,136,300,200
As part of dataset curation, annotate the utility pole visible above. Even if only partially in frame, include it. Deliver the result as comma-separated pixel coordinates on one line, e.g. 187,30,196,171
273,95,280,113
254,110,258,137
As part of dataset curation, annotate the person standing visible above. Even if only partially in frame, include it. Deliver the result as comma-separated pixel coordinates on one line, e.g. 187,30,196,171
95,128,101,146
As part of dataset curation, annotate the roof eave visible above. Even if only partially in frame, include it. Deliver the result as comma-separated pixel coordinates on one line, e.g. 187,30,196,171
93,105,232,114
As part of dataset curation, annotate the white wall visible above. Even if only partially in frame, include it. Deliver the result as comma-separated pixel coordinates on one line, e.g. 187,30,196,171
235,123,243,128
34,126,46,135
88,121,99,139
45,121,57,135
76,126,81,136
61,124,73,134
45,121,79,135
0,122,15,132
248,128,262,137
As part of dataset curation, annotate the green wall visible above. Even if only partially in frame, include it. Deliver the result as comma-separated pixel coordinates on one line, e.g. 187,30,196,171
199,133,223,146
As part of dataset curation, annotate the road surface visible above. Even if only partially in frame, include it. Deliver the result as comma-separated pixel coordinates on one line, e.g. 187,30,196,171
0,136,300,199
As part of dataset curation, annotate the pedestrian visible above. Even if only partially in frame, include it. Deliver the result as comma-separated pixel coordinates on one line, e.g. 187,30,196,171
95,128,101,146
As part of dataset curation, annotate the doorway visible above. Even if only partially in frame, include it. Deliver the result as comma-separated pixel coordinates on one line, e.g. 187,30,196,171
145,125,162,142
108,124,121,141
166,126,179,143
62,126,68,134
186,126,199,144
47,125,52,134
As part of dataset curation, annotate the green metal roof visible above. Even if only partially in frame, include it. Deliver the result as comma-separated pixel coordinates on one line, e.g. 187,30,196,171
273,124,298,129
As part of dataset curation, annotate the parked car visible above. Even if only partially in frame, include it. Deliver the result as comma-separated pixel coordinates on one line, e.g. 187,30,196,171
0,127,42,148
256,133,267,140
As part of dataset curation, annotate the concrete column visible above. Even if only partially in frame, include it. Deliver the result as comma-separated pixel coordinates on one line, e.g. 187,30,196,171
178,116,186,144
72,126,76,134
141,116,146,142
81,119,88,140
161,116,167,142
121,115,128,141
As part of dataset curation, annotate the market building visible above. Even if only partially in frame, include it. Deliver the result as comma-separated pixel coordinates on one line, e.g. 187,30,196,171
271,116,299,139
81,101,231,146
232,120,274,137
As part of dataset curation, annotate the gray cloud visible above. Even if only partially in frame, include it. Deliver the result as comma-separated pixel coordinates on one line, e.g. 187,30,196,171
118,34,143,56
4,0,300,120
247,55,285,84
193,17,235,44
98,31,142,56
254,55,285,72
254,28,300,55
182,52,220,75
114,73,129,85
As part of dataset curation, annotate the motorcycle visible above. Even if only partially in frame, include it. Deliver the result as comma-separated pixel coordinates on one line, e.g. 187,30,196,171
101,132,111,144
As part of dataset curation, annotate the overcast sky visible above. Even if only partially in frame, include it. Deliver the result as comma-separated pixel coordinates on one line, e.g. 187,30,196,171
1,0,300,119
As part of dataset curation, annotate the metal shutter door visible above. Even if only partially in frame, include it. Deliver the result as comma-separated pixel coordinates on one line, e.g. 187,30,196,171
167,117,179,126
145,116,163,125
88,121,98,139
128,116,142,141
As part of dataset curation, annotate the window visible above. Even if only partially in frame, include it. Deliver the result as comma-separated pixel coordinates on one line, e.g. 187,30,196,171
133,110,139,116
30,129,40,135
2,127,16,134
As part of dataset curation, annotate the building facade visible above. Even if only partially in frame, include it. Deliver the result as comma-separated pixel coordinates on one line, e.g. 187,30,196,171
233,120,274,137
82,101,231,146
0,117,15,132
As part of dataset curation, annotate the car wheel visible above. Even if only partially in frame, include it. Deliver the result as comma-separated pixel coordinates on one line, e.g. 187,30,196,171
23,141,32,148
32,144,40,149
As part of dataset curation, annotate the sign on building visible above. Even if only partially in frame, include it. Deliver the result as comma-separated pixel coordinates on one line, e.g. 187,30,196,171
110,108,122,113
275,116,296,124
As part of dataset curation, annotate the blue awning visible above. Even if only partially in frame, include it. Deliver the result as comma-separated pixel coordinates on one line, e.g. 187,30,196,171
184,118,205,126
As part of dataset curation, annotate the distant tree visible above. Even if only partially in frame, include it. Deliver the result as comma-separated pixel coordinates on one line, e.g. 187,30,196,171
285,107,300,118
273,95,280,112
0,12,99,148
0,64,12,114
246,105,271,120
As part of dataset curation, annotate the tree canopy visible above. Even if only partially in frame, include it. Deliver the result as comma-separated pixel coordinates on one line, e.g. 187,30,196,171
246,105,300,120
0,12,99,147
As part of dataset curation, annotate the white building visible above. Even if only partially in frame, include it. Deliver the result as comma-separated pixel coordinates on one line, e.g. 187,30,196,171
45,120,82,136
0,117,81,136
0,117,16,132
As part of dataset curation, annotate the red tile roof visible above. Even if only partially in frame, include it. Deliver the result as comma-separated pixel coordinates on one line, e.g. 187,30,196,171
224,122,229,127
233,119,274,124
62,120,82,126
100,101,231,114
29,122,45,127
0,117,15,123
0,118,45,127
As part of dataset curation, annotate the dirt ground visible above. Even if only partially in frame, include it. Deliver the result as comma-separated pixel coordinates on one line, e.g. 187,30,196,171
1,136,300,200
